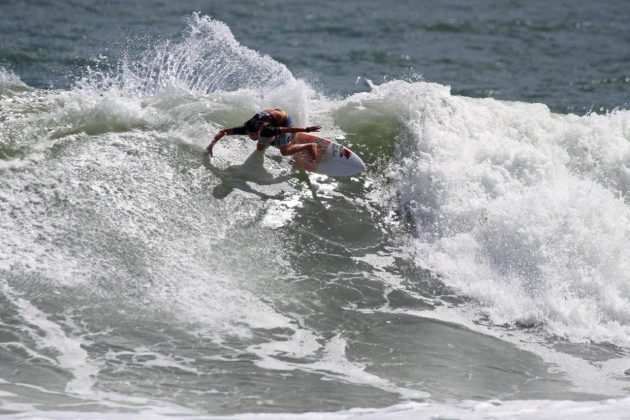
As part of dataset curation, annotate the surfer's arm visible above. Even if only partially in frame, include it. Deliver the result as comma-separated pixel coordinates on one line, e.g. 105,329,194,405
278,125,321,134
205,126,246,156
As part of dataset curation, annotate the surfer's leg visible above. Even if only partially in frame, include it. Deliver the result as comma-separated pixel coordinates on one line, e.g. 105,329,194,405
280,143,317,159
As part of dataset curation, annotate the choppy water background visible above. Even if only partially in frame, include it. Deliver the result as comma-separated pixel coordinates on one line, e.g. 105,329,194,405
2,1,630,418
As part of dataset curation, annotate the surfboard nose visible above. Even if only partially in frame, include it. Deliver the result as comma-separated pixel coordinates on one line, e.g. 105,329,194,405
351,153,366,172
358,157,366,171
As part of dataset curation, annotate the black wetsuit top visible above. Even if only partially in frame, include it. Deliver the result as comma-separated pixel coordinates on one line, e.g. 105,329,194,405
232,126,282,137
252,111,277,125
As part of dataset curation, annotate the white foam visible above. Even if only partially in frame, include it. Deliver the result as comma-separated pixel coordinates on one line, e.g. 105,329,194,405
1,285,99,395
200,396,630,419
105,346,201,375
351,80,630,347
248,330,428,400
0,67,28,88
0,167,93,287
3,397,630,419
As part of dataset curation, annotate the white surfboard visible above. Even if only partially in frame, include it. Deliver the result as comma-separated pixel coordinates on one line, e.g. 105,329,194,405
289,132,366,177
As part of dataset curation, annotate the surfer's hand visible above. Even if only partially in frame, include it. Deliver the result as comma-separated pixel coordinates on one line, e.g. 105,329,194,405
204,142,214,157
305,125,321,133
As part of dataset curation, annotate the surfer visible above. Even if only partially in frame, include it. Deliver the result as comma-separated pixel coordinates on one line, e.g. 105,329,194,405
204,108,320,159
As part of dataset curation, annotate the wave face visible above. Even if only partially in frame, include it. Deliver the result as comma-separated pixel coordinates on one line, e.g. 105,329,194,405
2,13,630,417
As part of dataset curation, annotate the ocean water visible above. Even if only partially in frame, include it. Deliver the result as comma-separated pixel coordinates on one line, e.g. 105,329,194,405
2,1,630,418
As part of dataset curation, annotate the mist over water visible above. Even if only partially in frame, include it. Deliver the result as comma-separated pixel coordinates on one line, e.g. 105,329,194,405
2,4,630,418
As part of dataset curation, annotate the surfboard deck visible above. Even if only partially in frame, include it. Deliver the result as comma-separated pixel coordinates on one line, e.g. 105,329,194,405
289,132,366,177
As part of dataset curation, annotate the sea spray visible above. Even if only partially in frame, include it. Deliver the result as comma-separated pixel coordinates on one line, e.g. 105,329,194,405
74,14,313,125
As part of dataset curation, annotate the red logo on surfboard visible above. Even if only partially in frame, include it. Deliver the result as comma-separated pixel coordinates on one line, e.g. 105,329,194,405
342,148,352,159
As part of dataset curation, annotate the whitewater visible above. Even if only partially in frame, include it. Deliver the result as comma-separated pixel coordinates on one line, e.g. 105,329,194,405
1,13,630,418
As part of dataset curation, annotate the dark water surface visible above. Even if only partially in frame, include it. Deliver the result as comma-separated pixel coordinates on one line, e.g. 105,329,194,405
3,0,630,111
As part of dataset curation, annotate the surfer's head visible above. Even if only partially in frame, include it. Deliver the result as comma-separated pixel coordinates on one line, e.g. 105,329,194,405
244,119,262,140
